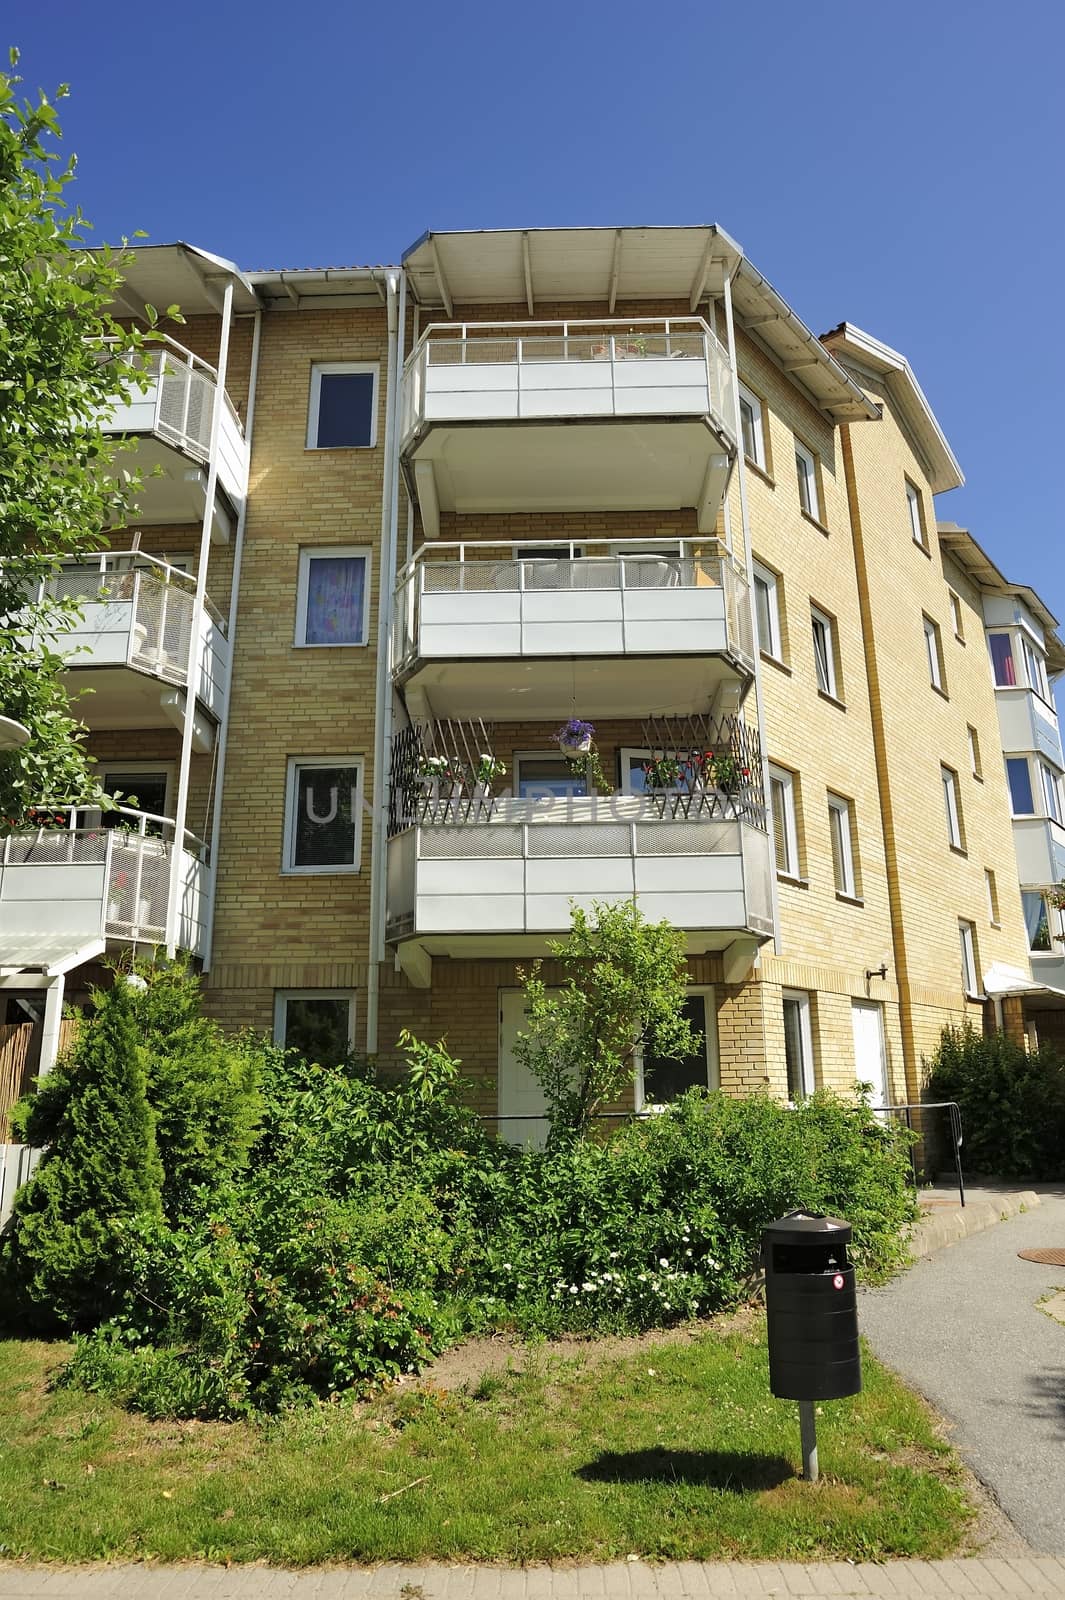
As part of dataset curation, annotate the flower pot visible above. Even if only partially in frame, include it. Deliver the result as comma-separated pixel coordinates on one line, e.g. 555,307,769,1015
107,897,121,922
561,734,592,756
138,896,152,926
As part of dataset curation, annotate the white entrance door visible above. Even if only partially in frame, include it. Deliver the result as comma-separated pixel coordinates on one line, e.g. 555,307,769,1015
851,1001,889,1109
498,989,551,1148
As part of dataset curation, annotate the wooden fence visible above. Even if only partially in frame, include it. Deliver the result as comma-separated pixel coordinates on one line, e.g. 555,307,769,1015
0,1018,79,1141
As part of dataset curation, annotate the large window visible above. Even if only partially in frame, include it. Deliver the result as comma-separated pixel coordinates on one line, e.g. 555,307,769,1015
794,439,821,522
306,363,377,449
1006,757,1035,815
828,793,858,898
283,757,364,874
906,480,927,549
1039,761,1063,824
941,765,965,851
638,991,718,1107
737,382,767,470
782,990,816,1101
1022,636,1051,701
752,559,783,660
959,920,979,998
274,991,355,1064
1023,891,1052,953
296,547,370,647
810,604,839,699
923,614,945,692
769,764,800,878
988,633,1017,687
514,753,588,799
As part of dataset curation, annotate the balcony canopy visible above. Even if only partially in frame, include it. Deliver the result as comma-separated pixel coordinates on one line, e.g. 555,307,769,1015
402,226,877,425
104,243,260,320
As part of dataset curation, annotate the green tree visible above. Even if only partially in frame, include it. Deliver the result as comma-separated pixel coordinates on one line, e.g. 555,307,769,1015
0,977,164,1331
513,901,698,1140
0,50,177,823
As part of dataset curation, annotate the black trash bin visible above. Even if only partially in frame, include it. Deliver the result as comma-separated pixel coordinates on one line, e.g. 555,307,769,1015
762,1211,861,1402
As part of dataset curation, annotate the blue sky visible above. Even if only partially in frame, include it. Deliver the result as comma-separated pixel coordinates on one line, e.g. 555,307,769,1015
14,1,1065,636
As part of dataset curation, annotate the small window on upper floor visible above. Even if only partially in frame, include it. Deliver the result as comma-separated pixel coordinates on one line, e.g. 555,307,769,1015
283,756,364,875
1023,890,1052,953
769,763,801,880
985,868,1000,927
906,479,928,550
1006,757,1035,815
967,725,982,780
988,632,1017,687
296,547,370,647
752,559,783,662
827,791,859,899
1038,760,1063,825
959,919,980,998
738,382,767,471
948,590,964,641
810,604,840,701
794,439,821,523
307,362,378,449
1021,635,1051,702
924,614,946,693
941,764,965,852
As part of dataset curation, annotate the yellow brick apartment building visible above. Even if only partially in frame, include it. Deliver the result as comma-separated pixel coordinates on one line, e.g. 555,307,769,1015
3,225,1063,1145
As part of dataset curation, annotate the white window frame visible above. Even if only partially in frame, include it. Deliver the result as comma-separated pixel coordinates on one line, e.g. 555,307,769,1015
306,361,379,450
737,382,766,469
283,755,364,875
794,439,820,521
906,479,927,548
769,763,800,880
967,725,982,780
985,868,1000,927
751,559,783,661
948,589,964,640
959,920,979,999
295,546,371,648
924,614,944,691
273,990,357,1055
513,750,588,799
1006,756,1035,817
619,747,695,795
1038,760,1063,825
941,765,964,851
636,987,719,1111
828,792,857,898
782,989,816,1102
1022,635,1051,702
810,604,838,699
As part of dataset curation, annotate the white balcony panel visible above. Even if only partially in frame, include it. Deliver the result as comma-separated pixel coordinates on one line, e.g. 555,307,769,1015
423,592,523,625
526,891,633,930
634,855,745,894
522,621,623,654
1032,953,1065,992
420,858,525,896
522,591,623,624
419,894,526,932
532,857,635,894
419,622,524,658
1012,818,1065,886
638,891,748,926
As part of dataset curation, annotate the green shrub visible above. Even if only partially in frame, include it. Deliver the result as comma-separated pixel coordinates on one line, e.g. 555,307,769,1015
925,1024,1065,1180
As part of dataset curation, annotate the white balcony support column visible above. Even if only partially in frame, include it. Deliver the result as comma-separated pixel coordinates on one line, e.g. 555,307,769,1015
201,308,262,972
398,940,433,989
367,270,404,1058
413,460,440,539
697,452,730,533
166,277,234,957
722,270,781,957
159,689,214,753
38,974,66,1081
723,936,760,986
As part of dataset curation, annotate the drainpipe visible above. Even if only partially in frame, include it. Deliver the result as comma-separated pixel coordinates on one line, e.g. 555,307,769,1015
167,278,234,957
200,306,263,971
721,271,781,957
366,269,404,1056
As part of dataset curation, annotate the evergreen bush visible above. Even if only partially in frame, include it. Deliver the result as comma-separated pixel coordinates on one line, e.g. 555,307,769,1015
925,1024,1065,1180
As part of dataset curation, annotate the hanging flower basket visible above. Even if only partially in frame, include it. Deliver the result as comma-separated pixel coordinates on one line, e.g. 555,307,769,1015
554,718,596,757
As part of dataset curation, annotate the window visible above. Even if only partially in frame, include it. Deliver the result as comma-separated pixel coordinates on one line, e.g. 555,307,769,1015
769,764,800,878
751,559,783,660
923,615,945,692
794,440,820,521
941,765,965,851
514,753,587,799
1023,891,1052,953
737,382,766,469
620,749,694,795
985,868,1000,926
959,920,979,998
639,991,719,1107
906,480,927,549
988,633,1017,687
296,547,370,647
306,363,377,449
1006,757,1035,815
283,757,364,874
1022,636,1050,701
810,605,839,699
948,590,964,640
967,725,982,780
1039,761,1063,824
274,992,355,1064
782,991,816,1101
828,793,858,898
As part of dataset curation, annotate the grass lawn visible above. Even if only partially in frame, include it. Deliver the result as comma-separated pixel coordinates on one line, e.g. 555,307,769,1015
0,1313,973,1566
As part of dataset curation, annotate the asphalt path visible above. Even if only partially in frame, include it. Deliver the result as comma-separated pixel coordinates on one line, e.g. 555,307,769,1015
859,1189,1065,1553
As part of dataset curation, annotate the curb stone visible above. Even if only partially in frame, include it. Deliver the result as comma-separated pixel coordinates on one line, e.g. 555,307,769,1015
908,1190,1040,1259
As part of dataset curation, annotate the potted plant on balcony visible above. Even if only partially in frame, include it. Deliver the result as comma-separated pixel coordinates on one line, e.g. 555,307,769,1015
1047,883,1065,912
472,752,506,799
699,749,750,794
642,755,682,793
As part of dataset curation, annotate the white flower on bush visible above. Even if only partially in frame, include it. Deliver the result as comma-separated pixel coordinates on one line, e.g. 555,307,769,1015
659,1258,669,1268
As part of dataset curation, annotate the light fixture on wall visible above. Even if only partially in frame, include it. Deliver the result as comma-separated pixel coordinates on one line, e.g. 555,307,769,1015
865,956,889,983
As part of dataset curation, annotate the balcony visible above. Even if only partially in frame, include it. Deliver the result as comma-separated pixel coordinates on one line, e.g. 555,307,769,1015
393,539,755,721
400,320,736,536
995,686,1062,767
97,337,249,535
40,555,228,738
0,806,209,960
1013,816,1065,888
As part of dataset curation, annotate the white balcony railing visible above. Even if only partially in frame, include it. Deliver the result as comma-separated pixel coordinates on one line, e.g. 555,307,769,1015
0,806,209,956
393,538,755,672
401,318,736,442
40,554,228,716
386,795,773,944
97,335,249,509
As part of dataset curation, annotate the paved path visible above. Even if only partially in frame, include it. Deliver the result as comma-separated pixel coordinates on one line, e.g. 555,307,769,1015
860,1187,1065,1555
3,1559,1065,1598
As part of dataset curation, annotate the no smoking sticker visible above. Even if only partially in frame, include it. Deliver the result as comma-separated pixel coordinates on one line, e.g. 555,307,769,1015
832,1273,845,1289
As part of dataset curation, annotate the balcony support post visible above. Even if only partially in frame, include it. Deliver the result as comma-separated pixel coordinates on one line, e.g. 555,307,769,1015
38,974,65,1082
166,278,234,957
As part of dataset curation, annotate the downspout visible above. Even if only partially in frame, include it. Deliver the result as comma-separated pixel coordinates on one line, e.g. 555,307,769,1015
167,278,234,957
200,305,263,971
366,269,404,1056
721,271,781,957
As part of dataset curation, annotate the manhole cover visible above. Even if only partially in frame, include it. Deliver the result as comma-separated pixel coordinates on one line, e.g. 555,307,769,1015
1018,1248,1065,1266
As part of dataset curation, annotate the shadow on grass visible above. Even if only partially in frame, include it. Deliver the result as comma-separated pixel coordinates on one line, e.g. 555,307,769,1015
576,1447,794,1492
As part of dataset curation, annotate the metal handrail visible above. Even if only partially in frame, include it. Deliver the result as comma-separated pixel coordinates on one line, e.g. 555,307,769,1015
1,803,207,862
406,314,719,368
868,1100,965,1208
395,534,743,586
42,552,227,632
